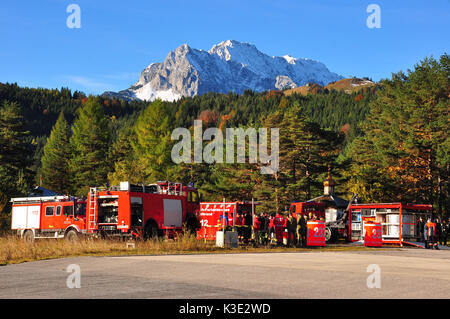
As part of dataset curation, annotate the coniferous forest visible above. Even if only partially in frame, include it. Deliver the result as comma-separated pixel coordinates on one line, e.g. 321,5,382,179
0,54,448,229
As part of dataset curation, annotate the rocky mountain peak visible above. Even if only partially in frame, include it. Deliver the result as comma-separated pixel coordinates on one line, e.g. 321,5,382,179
103,40,343,102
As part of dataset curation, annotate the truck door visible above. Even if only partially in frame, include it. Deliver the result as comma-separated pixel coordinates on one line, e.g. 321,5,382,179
41,204,57,230
130,197,143,227
163,199,182,228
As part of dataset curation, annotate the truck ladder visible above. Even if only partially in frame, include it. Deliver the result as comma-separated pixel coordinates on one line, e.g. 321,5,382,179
88,187,98,231
173,182,182,195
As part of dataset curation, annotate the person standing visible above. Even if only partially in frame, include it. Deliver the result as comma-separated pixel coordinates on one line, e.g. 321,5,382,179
273,212,285,245
424,218,437,249
297,214,307,247
417,217,425,242
259,213,269,245
269,213,275,244
435,218,444,247
253,214,261,245
434,218,444,247
244,212,253,244
445,218,450,245
235,213,243,242
286,212,297,247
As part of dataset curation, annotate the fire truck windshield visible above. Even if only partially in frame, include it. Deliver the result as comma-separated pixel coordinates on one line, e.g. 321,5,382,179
303,205,322,213
191,191,199,204
75,203,86,216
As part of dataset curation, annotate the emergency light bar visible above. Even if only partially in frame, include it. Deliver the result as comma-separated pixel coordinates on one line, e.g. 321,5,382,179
10,195,71,203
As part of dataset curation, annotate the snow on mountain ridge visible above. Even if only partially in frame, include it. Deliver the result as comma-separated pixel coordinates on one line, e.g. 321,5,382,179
105,40,343,101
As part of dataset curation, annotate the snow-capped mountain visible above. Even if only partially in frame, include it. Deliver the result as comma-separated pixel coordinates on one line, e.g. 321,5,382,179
104,40,343,102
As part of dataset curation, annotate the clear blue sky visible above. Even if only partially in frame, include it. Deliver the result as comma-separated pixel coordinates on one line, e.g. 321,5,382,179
0,0,448,95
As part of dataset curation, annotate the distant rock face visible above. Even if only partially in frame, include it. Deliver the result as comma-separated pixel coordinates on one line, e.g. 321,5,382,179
275,75,297,90
103,40,343,101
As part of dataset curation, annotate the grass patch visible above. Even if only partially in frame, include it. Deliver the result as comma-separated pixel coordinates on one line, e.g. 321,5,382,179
0,234,391,265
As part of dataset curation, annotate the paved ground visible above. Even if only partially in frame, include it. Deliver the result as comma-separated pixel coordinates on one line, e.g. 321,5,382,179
0,249,449,298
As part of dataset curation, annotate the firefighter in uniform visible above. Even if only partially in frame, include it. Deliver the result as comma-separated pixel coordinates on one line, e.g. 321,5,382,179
253,214,261,245
235,213,243,241
273,212,285,245
297,214,307,247
259,213,269,245
244,212,253,244
424,218,437,249
269,213,275,243
286,211,297,247
435,218,444,246
417,217,425,242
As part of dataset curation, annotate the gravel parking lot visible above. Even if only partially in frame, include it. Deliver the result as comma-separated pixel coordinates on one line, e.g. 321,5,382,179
0,248,449,299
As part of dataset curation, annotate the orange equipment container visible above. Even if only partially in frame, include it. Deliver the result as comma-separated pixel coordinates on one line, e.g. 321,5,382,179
364,222,382,247
306,220,326,247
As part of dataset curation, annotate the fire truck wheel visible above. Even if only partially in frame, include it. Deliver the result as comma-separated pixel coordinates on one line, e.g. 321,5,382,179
65,229,79,242
325,227,338,243
23,230,35,243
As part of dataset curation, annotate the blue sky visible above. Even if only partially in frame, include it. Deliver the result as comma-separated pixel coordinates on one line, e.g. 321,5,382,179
0,0,448,95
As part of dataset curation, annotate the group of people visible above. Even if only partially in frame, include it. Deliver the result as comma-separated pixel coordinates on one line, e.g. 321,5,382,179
232,212,253,244
231,210,320,247
416,217,449,249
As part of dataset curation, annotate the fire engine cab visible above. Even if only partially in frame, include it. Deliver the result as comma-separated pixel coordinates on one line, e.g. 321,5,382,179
11,181,200,242
288,202,326,219
10,195,86,242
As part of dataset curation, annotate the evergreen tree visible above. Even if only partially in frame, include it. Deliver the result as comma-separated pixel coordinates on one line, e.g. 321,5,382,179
255,106,345,212
346,54,449,216
39,112,72,194
108,127,147,185
0,101,31,228
0,101,31,178
69,97,111,196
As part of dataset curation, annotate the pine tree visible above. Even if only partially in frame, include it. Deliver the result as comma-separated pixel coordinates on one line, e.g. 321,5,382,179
108,127,147,185
69,97,111,196
0,101,31,228
254,106,345,212
0,101,30,178
346,54,449,216
39,112,72,194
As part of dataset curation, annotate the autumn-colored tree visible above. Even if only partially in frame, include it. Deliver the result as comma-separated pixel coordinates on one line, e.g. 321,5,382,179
198,110,219,127
346,54,449,217
131,99,176,182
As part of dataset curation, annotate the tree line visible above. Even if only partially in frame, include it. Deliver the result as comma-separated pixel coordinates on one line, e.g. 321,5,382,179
0,54,448,229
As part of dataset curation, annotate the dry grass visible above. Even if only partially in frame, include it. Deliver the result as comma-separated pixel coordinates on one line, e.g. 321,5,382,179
0,233,223,265
0,234,385,266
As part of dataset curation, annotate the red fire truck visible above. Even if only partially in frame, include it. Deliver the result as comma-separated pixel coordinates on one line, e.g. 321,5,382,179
11,195,87,242
288,202,326,219
348,202,432,246
197,201,258,241
11,181,200,242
